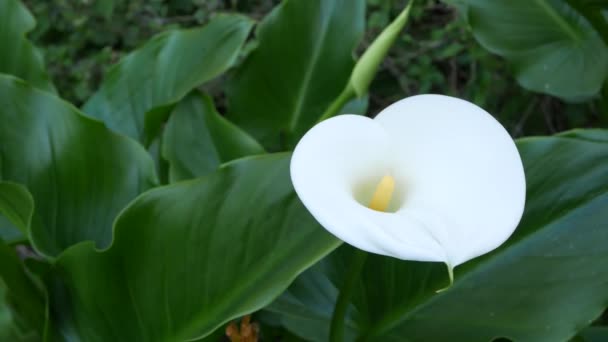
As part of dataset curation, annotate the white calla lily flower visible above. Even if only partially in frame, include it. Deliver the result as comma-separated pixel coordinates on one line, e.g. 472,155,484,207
291,95,526,275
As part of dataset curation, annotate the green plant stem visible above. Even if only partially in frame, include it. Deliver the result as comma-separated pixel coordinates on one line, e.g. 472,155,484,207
329,248,368,342
563,0,608,47
318,85,357,123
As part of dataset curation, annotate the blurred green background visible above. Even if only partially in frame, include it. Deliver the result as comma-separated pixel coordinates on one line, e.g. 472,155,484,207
22,0,605,137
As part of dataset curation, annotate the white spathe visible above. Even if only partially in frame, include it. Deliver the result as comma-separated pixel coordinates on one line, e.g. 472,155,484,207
290,94,526,268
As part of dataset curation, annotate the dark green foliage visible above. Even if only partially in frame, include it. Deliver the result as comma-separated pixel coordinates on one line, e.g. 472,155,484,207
23,0,604,135
21,0,276,105
267,130,608,341
365,0,605,137
0,0,606,340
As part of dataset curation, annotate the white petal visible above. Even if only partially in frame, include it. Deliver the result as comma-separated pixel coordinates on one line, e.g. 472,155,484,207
374,94,526,266
292,95,525,267
291,115,446,262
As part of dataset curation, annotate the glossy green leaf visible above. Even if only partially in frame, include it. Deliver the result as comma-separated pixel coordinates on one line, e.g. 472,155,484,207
563,0,608,47
227,0,365,149
0,216,23,245
0,182,32,243
0,282,18,340
579,0,608,7
577,327,608,342
0,0,55,92
0,182,32,235
267,129,608,341
0,75,157,257
562,128,608,143
82,15,253,143
0,282,39,342
462,0,608,100
162,91,264,182
0,240,46,340
49,154,340,341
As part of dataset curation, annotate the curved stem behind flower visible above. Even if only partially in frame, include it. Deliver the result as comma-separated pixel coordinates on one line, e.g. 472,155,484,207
318,85,357,123
329,248,368,342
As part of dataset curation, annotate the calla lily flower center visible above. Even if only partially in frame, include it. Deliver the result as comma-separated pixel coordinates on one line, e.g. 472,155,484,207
290,94,526,271
368,175,396,212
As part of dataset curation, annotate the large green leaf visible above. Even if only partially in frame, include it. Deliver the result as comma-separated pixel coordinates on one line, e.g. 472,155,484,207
0,0,54,92
82,15,253,143
0,186,42,338
0,182,31,234
462,0,608,100
0,182,32,243
48,154,340,341
0,75,157,257
0,282,39,342
563,1,608,48
0,282,19,341
577,327,608,342
267,129,608,341
162,91,264,182
0,216,22,245
227,0,365,150
0,239,46,340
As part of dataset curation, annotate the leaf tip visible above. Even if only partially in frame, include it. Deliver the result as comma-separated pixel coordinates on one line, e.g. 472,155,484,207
435,262,454,293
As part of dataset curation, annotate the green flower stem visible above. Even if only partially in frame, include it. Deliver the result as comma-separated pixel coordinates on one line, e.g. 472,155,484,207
329,248,368,342
318,85,357,123
317,1,415,124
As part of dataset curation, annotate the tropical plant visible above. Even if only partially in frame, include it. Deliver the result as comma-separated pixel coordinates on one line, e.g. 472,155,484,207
0,0,606,341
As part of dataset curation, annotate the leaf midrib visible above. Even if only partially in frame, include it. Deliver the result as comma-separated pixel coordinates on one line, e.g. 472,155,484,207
533,0,582,43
